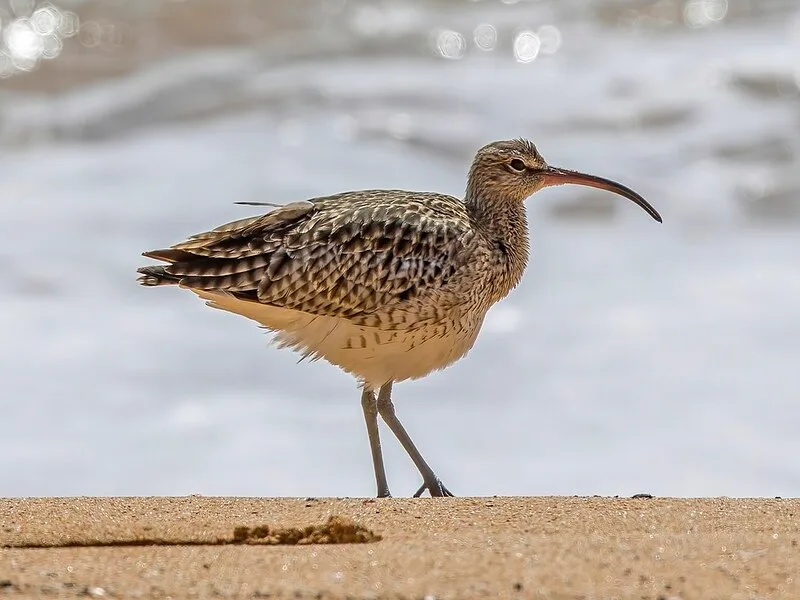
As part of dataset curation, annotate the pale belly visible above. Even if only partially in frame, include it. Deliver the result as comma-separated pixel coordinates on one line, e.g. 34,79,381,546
192,289,487,389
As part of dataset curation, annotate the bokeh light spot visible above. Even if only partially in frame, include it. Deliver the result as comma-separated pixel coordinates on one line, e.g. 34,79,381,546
513,30,540,63
0,3,78,76
78,20,102,48
56,10,79,38
538,25,562,55
31,5,59,35
4,18,43,62
434,29,466,60
41,32,62,59
683,0,728,28
473,23,497,51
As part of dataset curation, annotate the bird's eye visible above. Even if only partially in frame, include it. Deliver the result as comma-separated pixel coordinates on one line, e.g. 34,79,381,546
508,158,526,173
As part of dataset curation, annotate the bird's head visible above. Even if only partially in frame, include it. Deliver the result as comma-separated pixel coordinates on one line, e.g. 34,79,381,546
466,138,662,222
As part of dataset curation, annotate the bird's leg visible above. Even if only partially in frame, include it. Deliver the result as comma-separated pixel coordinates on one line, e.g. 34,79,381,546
376,382,454,498
360,387,391,498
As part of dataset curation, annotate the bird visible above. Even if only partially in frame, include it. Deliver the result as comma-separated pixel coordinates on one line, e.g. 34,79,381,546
137,138,662,498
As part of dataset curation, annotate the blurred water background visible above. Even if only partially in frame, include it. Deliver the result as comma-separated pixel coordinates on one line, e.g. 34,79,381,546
1,0,799,498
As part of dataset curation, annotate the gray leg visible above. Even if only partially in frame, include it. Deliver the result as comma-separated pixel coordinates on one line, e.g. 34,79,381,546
376,382,454,498
361,388,391,498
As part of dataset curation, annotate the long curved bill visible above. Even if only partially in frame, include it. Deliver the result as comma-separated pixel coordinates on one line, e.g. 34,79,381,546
541,167,662,223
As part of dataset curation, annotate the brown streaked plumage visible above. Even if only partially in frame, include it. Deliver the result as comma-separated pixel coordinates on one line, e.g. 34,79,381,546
137,138,662,498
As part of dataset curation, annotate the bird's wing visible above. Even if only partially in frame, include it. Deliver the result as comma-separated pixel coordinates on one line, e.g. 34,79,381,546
142,191,475,319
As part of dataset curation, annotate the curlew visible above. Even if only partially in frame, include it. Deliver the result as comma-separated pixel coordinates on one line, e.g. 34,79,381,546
137,139,662,498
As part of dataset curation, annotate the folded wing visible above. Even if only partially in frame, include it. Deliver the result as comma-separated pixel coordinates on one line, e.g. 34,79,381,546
138,191,474,320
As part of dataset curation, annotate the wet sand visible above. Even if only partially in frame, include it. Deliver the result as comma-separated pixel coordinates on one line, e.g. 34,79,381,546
1,496,797,598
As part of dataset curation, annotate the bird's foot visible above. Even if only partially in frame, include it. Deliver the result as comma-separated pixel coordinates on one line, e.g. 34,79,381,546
413,478,454,498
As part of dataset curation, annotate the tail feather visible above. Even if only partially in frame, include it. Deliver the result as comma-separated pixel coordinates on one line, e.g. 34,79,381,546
142,248,198,263
138,247,193,287
137,265,180,287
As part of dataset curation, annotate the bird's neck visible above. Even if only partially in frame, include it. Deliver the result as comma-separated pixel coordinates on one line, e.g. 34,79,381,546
465,192,530,294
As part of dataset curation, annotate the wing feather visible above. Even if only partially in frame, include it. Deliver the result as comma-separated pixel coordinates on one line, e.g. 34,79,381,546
142,191,474,319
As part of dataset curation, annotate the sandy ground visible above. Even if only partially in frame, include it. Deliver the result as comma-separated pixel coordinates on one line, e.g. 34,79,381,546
0,496,798,599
